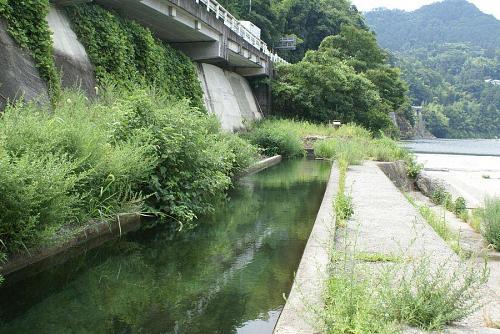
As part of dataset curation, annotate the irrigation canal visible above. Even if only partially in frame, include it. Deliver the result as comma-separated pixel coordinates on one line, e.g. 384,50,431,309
0,159,331,334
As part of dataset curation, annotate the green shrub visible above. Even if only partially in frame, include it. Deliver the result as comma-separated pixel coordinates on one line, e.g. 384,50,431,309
242,121,304,158
482,197,500,250
66,3,204,109
406,156,423,178
431,185,448,205
454,197,467,216
221,134,258,174
0,0,61,101
0,88,258,252
0,91,155,249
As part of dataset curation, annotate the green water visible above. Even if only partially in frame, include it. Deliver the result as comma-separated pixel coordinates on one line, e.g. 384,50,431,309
0,159,331,334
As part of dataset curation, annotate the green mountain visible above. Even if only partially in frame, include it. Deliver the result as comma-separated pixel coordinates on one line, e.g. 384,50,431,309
365,0,500,52
365,0,500,138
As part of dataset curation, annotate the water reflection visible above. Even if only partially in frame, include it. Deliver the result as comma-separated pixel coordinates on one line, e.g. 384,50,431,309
0,159,331,334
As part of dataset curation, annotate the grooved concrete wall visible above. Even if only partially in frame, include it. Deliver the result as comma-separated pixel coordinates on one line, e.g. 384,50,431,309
0,20,49,109
47,5,96,96
197,63,262,132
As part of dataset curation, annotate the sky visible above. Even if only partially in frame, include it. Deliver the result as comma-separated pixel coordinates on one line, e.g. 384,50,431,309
351,0,500,19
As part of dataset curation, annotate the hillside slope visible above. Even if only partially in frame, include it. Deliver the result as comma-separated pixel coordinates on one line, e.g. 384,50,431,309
365,0,500,52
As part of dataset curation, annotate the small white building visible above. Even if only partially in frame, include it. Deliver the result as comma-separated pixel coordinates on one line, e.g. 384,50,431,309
485,79,500,86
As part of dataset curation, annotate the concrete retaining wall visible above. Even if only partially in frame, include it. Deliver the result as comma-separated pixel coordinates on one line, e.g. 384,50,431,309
197,62,262,131
1,214,142,284
47,5,96,96
242,155,282,176
0,20,49,109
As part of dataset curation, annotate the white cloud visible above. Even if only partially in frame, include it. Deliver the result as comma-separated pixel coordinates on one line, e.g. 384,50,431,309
352,0,500,19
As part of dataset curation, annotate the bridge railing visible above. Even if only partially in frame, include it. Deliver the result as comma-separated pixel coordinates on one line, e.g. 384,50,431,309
195,0,288,64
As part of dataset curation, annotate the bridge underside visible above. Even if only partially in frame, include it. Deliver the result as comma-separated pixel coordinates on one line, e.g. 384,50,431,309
53,0,271,77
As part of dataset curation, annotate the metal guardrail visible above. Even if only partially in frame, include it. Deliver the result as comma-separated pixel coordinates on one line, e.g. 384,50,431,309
195,0,288,64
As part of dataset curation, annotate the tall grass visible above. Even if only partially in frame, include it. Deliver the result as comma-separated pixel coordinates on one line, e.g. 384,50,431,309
378,256,487,330
324,251,488,332
242,119,305,157
334,159,353,227
313,125,409,164
245,119,410,164
0,88,258,253
482,197,500,250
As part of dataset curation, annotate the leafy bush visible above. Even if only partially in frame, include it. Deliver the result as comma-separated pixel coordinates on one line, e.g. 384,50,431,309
242,120,304,158
66,3,204,109
0,0,61,101
454,197,467,216
0,91,155,249
406,156,423,179
482,197,500,250
431,185,448,205
0,88,258,252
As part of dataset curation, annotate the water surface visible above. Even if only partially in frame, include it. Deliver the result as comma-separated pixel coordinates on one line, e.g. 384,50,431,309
0,159,331,334
403,139,500,156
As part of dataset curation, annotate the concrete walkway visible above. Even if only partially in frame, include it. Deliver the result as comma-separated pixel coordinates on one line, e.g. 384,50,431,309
337,162,499,332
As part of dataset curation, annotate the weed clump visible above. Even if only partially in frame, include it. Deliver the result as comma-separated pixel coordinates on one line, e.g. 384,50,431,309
378,257,488,330
324,252,488,332
482,197,500,250
334,159,353,227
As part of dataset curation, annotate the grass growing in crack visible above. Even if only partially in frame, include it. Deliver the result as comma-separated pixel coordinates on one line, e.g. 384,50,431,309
334,159,353,228
405,194,471,258
324,251,488,333
355,252,404,263
482,197,500,250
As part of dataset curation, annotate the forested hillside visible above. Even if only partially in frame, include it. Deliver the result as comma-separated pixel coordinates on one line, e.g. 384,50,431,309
366,0,500,138
217,0,367,62
217,0,409,133
365,0,500,52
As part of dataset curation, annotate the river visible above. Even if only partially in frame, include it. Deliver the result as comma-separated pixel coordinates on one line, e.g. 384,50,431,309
0,159,331,334
403,139,500,156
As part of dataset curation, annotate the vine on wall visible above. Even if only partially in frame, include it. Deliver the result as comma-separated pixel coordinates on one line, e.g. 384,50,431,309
66,4,204,109
0,0,61,102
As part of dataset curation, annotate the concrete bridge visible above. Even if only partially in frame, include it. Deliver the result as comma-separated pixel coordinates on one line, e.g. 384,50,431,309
52,0,286,77
1,0,286,131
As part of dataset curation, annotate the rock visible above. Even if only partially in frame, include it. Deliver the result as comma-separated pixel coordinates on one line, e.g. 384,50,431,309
415,172,448,197
378,160,414,191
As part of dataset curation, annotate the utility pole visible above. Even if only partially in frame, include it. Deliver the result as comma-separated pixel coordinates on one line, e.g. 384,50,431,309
249,0,252,14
